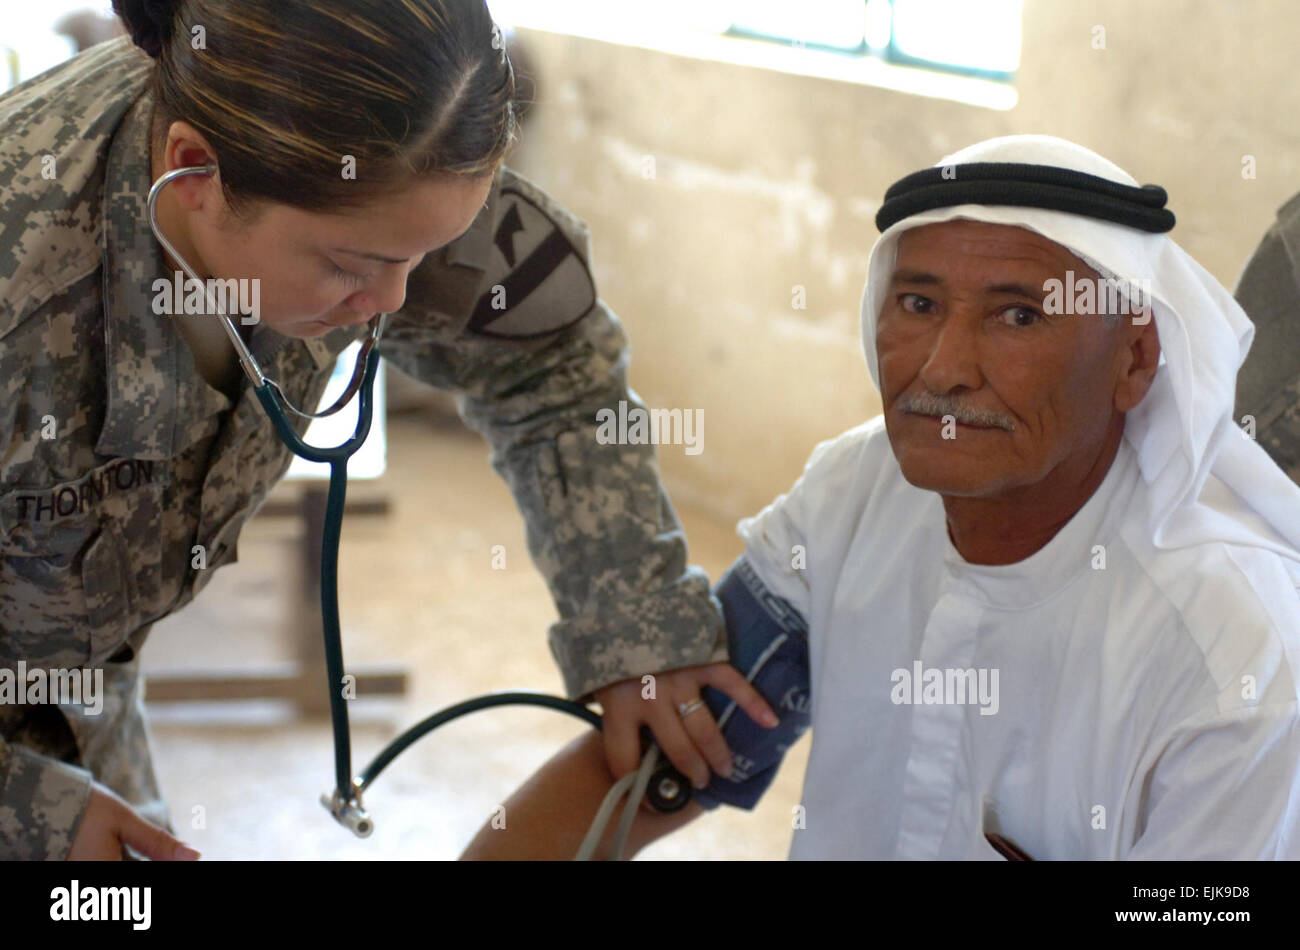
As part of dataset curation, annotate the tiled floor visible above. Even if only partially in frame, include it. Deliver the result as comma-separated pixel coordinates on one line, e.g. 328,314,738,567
141,411,809,860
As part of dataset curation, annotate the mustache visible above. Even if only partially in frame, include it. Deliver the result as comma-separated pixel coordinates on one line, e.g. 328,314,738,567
896,392,1017,432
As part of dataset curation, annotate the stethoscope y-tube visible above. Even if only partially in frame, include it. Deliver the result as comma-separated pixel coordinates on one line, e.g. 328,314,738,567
146,164,692,854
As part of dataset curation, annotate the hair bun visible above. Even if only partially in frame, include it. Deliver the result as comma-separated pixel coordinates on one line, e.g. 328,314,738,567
112,0,181,59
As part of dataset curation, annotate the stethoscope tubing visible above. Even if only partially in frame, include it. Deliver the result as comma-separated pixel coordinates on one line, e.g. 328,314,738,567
146,163,634,837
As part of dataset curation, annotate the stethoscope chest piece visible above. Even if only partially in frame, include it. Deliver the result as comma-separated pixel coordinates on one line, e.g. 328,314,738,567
322,781,373,837
645,764,693,813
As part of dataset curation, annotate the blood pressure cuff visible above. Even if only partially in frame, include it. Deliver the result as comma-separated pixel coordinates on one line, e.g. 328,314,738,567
691,556,811,811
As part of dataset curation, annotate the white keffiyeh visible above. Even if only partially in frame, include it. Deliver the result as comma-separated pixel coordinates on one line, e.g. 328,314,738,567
860,134,1300,584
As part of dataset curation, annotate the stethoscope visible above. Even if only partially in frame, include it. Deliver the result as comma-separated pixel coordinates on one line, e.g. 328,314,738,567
146,164,692,857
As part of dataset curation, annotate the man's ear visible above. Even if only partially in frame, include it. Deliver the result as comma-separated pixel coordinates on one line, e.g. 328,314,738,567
1114,314,1161,413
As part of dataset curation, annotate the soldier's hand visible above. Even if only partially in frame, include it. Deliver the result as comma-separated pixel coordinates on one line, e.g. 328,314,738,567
592,663,779,804
66,782,201,861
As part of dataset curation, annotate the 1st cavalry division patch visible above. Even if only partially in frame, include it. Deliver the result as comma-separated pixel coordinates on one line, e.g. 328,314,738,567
467,187,599,340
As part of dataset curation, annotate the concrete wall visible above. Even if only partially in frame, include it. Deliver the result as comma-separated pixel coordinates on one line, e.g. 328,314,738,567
506,0,1300,526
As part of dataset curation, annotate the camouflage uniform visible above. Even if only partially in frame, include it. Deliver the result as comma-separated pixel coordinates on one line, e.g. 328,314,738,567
0,36,727,859
1234,192,1300,483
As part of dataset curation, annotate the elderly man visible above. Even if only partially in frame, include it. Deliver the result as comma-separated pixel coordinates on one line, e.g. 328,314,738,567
462,136,1300,860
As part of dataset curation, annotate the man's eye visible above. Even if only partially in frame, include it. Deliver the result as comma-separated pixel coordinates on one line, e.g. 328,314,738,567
996,305,1042,327
899,293,935,314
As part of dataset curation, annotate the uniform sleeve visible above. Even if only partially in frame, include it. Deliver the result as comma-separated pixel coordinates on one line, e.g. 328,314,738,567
1125,702,1300,859
0,737,93,860
377,168,726,700
1233,193,1300,482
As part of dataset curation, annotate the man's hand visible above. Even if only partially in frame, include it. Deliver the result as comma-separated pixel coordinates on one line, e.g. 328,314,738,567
592,662,779,798
66,782,201,861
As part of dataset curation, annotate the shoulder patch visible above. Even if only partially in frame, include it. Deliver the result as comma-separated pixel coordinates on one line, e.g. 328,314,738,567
466,186,597,339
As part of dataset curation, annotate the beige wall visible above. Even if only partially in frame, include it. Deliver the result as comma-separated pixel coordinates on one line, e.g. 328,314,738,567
507,0,1300,527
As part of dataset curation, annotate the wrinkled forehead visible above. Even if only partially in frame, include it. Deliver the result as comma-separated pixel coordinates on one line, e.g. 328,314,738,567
886,219,1094,280
866,204,1153,297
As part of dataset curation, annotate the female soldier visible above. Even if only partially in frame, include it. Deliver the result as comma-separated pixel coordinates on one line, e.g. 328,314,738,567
0,0,778,860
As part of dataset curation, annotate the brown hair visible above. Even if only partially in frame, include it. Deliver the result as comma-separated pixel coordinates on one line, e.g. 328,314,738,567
113,0,517,217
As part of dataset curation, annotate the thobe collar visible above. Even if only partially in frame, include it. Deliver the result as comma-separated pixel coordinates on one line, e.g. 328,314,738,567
940,435,1141,609
97,87,347,460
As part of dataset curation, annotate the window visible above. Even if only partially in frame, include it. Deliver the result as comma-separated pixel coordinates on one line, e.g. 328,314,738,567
489,0,1022,108
729,0,1022,77
885,0,1022,77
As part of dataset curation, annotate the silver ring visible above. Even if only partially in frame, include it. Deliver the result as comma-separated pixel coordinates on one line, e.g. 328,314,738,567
677,699,705,718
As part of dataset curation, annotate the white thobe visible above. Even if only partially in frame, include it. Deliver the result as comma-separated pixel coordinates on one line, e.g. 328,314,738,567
739,416,1300,859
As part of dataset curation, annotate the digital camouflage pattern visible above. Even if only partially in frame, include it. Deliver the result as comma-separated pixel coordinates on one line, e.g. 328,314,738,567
1234,191,1300,484
0,36,726,859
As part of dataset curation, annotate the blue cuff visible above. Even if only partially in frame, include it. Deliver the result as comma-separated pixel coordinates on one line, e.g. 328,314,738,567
691,556,811,811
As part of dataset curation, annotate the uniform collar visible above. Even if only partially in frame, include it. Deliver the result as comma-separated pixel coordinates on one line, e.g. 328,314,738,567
98,89,232,459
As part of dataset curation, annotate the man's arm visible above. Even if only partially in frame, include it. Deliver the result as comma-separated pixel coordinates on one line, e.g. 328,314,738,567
462,556,812,859
461,729,704,860
1125,701,1300,859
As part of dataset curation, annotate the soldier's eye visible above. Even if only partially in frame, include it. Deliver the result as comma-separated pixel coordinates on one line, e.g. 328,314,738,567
327,263,368,288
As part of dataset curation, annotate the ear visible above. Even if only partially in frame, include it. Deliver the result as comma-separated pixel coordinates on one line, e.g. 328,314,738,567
159,120,221,212
1113,313,1161,413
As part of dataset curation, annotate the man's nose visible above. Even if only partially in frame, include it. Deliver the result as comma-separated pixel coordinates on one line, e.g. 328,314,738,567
918,310,984,395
